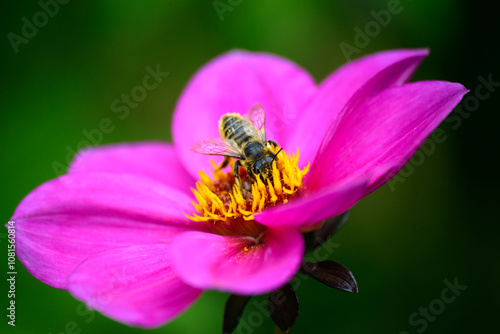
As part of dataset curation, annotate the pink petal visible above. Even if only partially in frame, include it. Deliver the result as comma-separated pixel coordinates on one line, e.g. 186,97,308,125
306,81,468,193
173,50,317,178
69,142,195,195
288,49,429,166
169,228,304,295
255,178,368,228
12,173,206,288
67,245,202,328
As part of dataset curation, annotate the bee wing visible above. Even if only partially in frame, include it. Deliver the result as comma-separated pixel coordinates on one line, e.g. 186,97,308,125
244,103,267,141
191,137,244,159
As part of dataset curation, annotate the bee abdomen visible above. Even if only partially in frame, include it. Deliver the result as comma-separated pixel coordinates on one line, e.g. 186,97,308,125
221,116,251,145
232,130,252,146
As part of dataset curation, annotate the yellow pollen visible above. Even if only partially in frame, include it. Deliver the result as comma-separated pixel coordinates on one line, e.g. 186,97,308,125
186,148,310,232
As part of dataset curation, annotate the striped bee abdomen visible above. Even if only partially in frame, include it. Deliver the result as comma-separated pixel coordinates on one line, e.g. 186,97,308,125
220,115,253,146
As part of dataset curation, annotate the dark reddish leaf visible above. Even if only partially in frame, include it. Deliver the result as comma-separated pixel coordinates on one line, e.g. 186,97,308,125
313,210,350,249
223,294,251,334
302,260,358,293
268,284,299,333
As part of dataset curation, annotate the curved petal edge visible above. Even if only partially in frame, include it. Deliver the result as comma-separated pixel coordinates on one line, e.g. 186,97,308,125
169,228,304,295
67,245,202,328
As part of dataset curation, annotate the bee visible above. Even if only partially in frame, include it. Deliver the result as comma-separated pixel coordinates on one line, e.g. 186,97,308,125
191,103,282,190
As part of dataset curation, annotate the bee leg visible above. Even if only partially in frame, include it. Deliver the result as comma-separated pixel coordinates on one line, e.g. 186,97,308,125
217,156,231,171
268,139,279,149
233,160,242,191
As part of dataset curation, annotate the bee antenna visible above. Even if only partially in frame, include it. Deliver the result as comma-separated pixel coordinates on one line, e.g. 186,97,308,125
272,147,283,163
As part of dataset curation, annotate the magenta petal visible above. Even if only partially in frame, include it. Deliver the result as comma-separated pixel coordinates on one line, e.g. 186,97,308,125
255,178,368,228
12,173,206,288
288,49,429,166
306,81,468,193
173,50,317,178
169,228,304,295
69,142,195,194
67,245,202,328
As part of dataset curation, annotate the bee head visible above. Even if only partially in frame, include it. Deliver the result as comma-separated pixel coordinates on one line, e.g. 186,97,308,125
253,156,274,177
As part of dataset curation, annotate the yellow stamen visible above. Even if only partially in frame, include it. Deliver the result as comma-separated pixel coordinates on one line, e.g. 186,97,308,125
186,148,309,235
251,183,260,212
267,179,277,203
199,170,215,192
272,162,281,194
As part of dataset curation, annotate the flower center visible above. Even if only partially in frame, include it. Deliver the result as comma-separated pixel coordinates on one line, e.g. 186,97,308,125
187,149,310,237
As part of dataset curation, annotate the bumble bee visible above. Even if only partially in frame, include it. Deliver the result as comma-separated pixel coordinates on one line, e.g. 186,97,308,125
191,103,282,190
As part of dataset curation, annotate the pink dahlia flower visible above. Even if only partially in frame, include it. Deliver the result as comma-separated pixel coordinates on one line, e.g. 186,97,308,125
10,49,466,328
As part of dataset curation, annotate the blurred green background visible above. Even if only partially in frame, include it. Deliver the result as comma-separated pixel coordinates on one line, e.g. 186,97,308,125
1,0,498,333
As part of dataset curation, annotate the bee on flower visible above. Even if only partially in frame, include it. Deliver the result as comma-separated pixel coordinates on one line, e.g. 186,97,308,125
191,103,285,191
